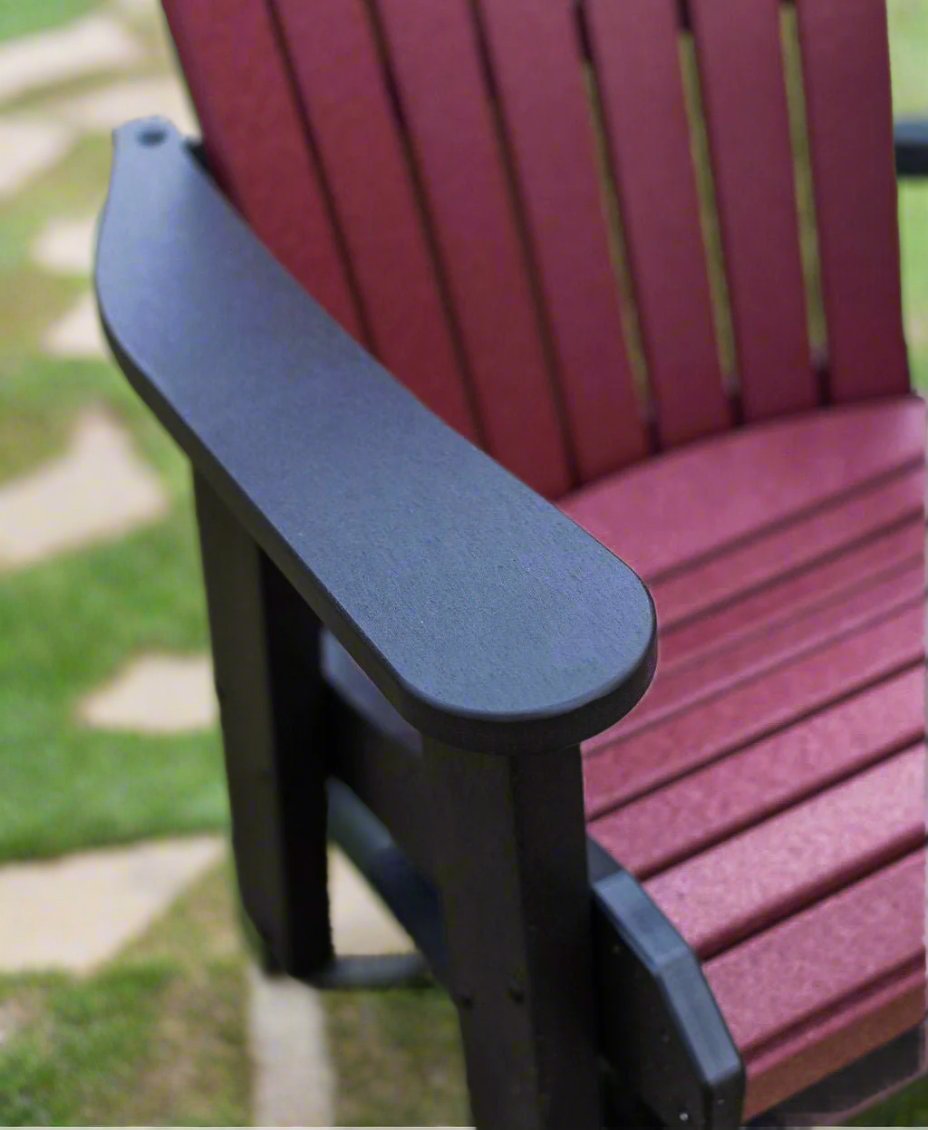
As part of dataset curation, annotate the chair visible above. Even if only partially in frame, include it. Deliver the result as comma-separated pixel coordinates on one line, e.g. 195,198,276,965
94,1,928,1126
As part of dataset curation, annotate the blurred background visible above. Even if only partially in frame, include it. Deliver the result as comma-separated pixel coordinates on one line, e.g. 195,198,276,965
0,0,926,1125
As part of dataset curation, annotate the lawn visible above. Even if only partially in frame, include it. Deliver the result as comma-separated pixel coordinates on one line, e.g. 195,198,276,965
0,0,926,1126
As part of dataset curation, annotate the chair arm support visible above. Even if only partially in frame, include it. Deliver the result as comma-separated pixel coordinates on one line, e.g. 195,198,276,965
895,118,928,178
94,118,657,756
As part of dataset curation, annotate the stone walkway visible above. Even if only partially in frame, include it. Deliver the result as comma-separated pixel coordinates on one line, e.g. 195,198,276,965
0,3,393,1125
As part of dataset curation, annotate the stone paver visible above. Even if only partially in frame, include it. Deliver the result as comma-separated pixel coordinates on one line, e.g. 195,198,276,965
247,965,336,1127
0,14,141,104
32,214,96,275
0,118,72,200
58,75,198,135
0,836,224,973
329,848,414,956
79,653,217,734
43,291,108,358
0,408,168,570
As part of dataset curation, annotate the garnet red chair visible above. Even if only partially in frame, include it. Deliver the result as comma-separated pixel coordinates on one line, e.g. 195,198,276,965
95,1,928,1126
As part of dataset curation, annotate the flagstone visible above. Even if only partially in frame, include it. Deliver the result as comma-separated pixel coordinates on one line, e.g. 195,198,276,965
248,965,335,1127
32,214,97,275
43,291,108,358
79,653,217,734
0,408,168,570
0,14,141,104
58,75,198,135
0,836,224,974
0,118,72,200
329,848,415,956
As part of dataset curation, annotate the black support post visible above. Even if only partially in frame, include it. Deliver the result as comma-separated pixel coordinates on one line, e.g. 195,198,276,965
194,473,333,977
425,740,602,1130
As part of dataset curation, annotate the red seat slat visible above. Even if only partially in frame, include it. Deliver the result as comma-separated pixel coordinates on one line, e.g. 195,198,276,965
476,0,647,480
271,0,477,441
375,0,571,497
628,562,923,732
705,851,925,1114
161,0,360,335
797,0,909,401
745,963,925,1118
689,0,815,420
645,748,924,956
585,0,729,447
583,601,924,814
563,399,925,578
654,473,924,637
591,668,925,877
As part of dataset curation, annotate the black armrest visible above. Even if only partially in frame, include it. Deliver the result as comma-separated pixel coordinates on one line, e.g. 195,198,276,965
895,118,928,178
95,118,656,756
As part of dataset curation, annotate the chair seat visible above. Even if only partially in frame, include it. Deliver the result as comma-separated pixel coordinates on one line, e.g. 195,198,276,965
563,398,927,1117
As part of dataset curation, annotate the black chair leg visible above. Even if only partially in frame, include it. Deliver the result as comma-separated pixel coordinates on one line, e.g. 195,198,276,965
425,740,603,1130
194,473,333,977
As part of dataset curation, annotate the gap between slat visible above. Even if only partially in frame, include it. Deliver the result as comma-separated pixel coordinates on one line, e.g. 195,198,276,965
264,0,377,352
361,0,490,451
467,0,580,488
779,0,829,391
575,0,655,440
677,17,738,399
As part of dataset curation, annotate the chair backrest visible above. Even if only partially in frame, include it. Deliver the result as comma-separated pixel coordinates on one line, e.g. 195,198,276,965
161,0,910,499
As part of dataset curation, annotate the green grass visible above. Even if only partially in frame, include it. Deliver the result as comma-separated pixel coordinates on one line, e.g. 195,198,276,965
0,864,250,1125
0,0,96,43
325,989,468,1125
890,0,928,388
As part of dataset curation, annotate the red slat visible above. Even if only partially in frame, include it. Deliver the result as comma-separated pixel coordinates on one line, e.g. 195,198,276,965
161,0,359,334
375,0,571,497
654,471,925,636
797,0,909,400
583,601,924,814
475,0,647,479
562,399,925,579
745,964,925,1118
585,0,729,447
628,563,923,733
591,669,925,877
690,0,815,420
645,747,924,957
705,851,925,1114
271,0,477,440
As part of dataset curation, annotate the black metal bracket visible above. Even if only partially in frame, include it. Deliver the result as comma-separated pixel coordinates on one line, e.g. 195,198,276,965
895,119,928,179
590,843,745,1130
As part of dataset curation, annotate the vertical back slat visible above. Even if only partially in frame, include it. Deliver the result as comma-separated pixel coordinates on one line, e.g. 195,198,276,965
689,0,817,421
161,0,360,335
797,0,909,401
269,0,478,442
585,0,730,448
375,0,573,497
475,0,648,480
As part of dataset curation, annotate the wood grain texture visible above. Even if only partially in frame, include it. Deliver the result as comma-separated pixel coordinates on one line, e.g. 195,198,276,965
271,0,477,441
653,472,925,636
625,561,923,733
797,0,909,400
705,851,925,1115
646,747,924,956
161,0,359,333
374,0,572,496
585,0,729,447
563,400,925,578
591,669,925,877
476,0,647,479
689,0,815,419
584,601,924,812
